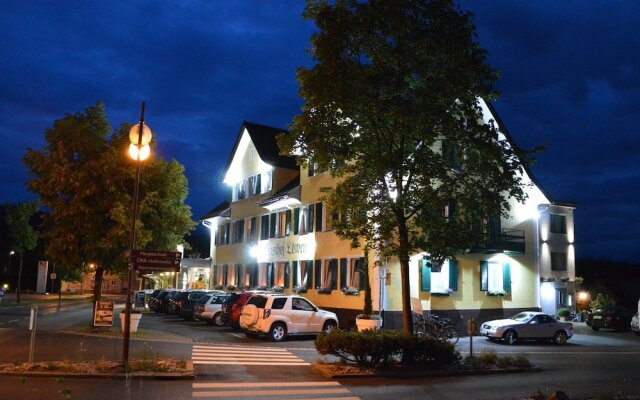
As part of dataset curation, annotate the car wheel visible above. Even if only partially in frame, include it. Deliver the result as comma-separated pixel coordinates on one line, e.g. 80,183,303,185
591,326,600,331
503,330,517,345
322,320,337,334
213,312,225,327
269,322,287,342
553,331,568,345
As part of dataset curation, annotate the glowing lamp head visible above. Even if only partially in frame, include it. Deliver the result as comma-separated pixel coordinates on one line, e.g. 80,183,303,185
129,143,151,161
129,123,152,146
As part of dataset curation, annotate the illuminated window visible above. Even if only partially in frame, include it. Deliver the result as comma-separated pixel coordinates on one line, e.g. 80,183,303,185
420,259,458,293
480,261,511,294
293,260,312,289
340,257,365,290
261,170,272,193
317,259,338,290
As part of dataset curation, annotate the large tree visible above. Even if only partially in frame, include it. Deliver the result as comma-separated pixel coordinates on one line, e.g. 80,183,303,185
280,0,532,333
24,103,195,302
3,201,39,303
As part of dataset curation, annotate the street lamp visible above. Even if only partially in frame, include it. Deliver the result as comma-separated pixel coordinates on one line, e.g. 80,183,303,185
123,102,152,366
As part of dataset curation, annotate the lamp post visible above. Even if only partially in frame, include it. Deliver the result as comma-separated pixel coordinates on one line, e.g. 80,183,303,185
123,102,152,366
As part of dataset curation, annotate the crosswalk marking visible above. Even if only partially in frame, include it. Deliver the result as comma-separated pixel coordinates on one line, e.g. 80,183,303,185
192,344,310,366
192,381,359,399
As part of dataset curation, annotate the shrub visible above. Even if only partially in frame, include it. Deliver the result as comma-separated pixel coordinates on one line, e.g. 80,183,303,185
314,329,460,368
557,308,570,318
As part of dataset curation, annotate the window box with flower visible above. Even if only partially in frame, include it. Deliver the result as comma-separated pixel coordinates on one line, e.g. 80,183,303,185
488,290,507,297
271,285,284,293
431,288,453,297
341,287,360,296
293,285,308,294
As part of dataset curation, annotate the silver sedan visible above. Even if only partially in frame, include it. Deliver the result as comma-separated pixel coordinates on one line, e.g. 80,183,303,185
479,311,574,345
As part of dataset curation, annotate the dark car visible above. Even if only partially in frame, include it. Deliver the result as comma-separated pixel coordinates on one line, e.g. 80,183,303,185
154,290,178,313
146,289,162,310
587,305,634,331
221,291,267,329
168,290,193,314
149,290,170,312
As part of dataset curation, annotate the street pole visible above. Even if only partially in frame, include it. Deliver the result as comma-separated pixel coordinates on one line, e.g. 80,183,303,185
123,102,146,366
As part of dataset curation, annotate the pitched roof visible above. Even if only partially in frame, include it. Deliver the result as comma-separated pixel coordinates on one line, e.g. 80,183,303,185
224,121,298,174
200,201,230,221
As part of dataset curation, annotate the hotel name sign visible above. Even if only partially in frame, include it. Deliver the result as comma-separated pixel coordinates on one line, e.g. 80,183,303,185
257,236,316,263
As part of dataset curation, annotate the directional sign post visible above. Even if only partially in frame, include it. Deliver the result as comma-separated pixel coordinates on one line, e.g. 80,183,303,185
132,250,181,273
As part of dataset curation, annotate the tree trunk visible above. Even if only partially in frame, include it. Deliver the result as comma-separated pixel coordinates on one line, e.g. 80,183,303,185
396,216,413,335
16,252,23,304
93,266,104,303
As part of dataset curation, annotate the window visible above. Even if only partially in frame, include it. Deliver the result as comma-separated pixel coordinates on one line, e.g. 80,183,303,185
234,220,244,243
298,205,314,235
247,263,259,287
220,223,230,245
260,215,269,240
262,170,272,193
293,260,311,289
277,211,289,238
292,297,314,311
557,289,566,306
236,181,247,200
233,264,243,287
551,252,567,271
308,160,323,177
246,217,257,242
272,297,287,309
248,174,261,197
340,257,366,290
550,214,567,234
318,259,338,290
420,259,458,293
480,261,511,294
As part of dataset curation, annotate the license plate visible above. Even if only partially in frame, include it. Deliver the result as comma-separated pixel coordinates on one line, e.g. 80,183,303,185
593,315,602,320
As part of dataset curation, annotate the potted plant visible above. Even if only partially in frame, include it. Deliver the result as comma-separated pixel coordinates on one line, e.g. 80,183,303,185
557,308,570,321
119,308,142,333
355,244,382,331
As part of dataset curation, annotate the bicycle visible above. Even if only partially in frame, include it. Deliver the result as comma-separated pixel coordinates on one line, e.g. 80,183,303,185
413,313,460,344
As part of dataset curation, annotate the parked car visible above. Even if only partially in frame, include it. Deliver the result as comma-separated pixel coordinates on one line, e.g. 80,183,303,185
221,291,268,329
146,289,162,309
178,290,225,320
149,290,171,312
239,293,338,342
631,313,639,335
156,290,179,313
479,311,573,345
193,293,230,325
587,305,634,331
167,290,190,314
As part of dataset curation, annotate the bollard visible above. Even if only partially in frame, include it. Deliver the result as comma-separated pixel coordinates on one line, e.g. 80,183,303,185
467,317,476,358
29,305,38,363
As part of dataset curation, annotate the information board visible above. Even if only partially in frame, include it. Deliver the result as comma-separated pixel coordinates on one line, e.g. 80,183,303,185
93,301,114,327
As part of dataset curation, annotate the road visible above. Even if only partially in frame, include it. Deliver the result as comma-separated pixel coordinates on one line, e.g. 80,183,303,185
1,297,639,399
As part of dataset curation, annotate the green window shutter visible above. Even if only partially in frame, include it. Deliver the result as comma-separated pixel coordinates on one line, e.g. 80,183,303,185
314,260,322,289
284,262,290,288
420,259,431,292
315,203,323,232
292,261,298,287
339,258,347,289
480,261,488,291
293,208,300,235
330,259,338,289
308,204,315,232
503,263,511,292
448,259,458,291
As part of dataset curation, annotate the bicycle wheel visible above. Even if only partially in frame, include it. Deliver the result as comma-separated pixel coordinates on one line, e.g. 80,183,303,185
413,320,427,336
442,326,459,344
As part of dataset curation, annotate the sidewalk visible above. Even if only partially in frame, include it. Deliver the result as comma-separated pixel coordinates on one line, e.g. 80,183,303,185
0,291,94,307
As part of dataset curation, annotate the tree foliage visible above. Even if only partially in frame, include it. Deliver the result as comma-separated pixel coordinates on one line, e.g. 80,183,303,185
23,103,195,299
3,201,39,303
280,0,533,333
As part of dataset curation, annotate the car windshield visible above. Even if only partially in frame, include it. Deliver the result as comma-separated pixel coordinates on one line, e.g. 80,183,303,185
511,312,534,322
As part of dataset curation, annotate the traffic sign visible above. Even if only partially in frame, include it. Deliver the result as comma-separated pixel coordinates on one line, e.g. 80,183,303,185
132,250,181,272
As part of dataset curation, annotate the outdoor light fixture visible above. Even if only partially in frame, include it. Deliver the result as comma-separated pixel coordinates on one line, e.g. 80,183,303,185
123,102,152,367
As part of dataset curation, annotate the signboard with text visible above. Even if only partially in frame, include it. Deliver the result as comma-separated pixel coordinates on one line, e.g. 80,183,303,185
93,301,114,327
132,250,181,273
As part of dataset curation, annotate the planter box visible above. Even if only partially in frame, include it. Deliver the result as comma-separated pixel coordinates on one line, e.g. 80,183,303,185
356,318,382,332
119,312,142,333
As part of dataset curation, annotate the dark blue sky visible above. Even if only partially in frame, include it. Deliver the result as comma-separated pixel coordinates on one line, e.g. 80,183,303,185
1,2,638,261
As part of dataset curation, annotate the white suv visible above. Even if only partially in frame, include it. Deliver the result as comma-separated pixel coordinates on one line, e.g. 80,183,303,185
239,294,338,342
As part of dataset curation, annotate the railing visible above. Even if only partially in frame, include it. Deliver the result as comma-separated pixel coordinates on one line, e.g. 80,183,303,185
471,228,525,254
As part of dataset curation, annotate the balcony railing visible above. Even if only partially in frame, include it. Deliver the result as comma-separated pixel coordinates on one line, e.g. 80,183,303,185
470,228,525,254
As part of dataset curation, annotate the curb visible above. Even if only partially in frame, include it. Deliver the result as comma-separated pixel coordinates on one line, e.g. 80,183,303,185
321,366,542,379
0,362,195,380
